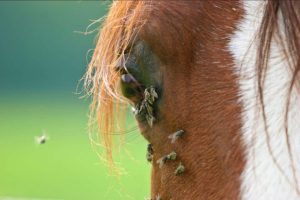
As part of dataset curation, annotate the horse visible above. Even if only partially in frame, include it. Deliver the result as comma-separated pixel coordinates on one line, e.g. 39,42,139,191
84,1,300,199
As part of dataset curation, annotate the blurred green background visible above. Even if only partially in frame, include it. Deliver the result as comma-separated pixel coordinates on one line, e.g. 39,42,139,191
0,1,150,200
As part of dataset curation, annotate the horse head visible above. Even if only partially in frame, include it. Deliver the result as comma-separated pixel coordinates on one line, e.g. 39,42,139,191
85,1,300,199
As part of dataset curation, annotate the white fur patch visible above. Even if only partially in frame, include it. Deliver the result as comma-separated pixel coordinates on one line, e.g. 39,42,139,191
229,1,300,200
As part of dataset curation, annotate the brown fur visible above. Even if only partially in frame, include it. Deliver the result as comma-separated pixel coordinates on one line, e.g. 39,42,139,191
139,2,244,199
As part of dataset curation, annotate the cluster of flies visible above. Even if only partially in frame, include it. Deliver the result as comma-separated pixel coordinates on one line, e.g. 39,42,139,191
147,129,185,175
146,129,185,200
139,86,186,200
133,86,158,127
139,86,186,173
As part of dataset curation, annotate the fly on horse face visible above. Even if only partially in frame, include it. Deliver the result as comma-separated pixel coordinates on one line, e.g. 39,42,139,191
84,1,300,200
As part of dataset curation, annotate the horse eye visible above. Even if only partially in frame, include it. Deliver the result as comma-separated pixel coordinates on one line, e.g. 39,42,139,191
120,73,142,100
117,54,143,101
115,42,161,103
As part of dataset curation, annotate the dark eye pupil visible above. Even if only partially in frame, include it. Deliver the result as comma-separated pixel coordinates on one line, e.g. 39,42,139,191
120,74,143,101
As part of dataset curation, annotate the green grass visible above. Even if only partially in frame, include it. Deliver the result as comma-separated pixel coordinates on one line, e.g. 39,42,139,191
0,93,150,200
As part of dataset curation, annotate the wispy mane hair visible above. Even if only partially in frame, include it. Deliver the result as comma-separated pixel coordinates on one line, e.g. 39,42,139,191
83,1,147,166
257,0,300,191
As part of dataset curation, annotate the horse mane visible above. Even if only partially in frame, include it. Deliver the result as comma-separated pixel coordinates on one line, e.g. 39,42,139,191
257,0,300,191
83,1,147,167
258,0,300,122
